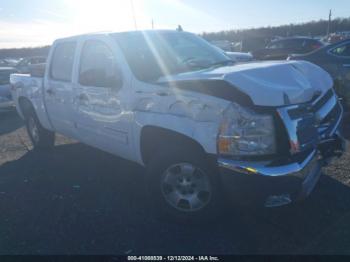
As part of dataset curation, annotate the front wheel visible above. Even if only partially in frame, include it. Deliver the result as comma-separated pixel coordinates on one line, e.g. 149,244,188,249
25,109,55,150
146,145,223,223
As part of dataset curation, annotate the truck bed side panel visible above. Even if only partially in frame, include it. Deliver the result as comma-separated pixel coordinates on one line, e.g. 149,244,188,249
10,74,53,131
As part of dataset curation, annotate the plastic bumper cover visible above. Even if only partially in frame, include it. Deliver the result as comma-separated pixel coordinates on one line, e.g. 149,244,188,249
217,133,346,207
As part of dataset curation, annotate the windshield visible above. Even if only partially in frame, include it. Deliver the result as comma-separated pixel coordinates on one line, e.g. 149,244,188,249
112,31,231,82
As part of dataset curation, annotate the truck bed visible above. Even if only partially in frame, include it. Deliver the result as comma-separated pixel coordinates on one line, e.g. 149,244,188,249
10,73,44,119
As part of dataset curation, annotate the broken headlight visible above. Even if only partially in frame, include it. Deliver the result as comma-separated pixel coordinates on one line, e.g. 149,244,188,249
218,103,276,156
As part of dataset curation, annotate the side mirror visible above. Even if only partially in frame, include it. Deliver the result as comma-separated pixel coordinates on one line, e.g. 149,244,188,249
79,67,123,89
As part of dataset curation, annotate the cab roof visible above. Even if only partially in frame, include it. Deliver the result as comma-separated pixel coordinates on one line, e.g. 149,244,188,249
54,29,183,43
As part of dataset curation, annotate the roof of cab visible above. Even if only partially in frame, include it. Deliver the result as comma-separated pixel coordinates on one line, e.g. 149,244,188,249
53,29,184,43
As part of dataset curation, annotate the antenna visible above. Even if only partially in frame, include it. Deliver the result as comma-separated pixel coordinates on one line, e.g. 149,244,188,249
327,9,332,36
130,0,138,30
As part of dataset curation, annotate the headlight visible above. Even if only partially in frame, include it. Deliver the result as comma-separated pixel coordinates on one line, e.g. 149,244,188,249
218,103,276,156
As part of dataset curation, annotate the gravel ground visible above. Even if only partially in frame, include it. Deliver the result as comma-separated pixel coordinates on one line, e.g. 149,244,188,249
0,110,349,255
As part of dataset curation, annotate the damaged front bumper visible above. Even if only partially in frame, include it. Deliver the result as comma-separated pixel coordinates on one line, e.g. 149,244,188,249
217,90,346,207
218,133,346,207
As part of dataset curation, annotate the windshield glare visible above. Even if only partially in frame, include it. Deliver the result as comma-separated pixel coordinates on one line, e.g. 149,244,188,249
113,31,231,82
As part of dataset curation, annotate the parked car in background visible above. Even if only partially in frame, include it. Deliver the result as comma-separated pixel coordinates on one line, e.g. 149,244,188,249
225,51,253,62
252,37,325,60
1,58,20,67
10,30,345,223
212,45,253,63
241,37,270,53
210,40,233,51
0,59,13,67
15,56,46,74
0,67,17,111
289,39,350,110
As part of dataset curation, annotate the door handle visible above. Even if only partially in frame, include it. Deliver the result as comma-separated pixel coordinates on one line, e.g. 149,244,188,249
46,89,55,95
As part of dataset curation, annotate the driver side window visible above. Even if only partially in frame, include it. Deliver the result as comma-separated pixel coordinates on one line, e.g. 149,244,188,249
79,40,121,88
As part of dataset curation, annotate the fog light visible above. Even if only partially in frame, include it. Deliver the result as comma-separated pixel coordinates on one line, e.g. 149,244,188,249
264,194,291,208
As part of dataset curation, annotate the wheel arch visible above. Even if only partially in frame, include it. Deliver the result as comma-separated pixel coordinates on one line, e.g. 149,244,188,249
140,125,208,166
18,96,35,118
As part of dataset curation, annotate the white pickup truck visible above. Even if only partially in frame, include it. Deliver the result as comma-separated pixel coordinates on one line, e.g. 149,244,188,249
10,30,345,222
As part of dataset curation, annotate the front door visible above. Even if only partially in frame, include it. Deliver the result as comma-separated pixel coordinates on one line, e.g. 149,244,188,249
72,38,133,159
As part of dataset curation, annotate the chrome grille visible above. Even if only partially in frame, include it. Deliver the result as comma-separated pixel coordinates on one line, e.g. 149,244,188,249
278,89,343,154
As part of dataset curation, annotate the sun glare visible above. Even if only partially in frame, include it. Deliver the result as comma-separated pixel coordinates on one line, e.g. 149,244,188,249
64,0,151,33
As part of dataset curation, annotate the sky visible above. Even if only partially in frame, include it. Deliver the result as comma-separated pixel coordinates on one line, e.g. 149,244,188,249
0,0,349,48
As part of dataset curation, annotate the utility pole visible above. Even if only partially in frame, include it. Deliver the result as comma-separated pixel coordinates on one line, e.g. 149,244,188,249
152,19,154,29
130,0,137,30
327,9,332,37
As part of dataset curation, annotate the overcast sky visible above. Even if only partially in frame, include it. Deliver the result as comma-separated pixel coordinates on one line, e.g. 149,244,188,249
0,0,349,48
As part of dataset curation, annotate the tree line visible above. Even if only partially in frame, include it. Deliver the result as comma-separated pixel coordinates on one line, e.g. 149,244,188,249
1,17,350,58
0,46,50,59
201,17,350,42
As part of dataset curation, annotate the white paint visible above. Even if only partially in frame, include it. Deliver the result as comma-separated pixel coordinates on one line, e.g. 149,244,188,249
158,60,333,106
10,31,334,167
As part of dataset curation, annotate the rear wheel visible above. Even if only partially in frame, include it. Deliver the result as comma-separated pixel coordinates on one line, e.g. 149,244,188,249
146,144,223,223
25,109,55,150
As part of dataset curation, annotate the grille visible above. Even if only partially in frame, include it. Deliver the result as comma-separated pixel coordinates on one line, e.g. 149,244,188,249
287,89,334,120
278,89,342,154
313,89,334,112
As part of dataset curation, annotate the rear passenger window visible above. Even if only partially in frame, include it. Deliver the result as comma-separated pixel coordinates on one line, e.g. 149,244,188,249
50,42,76,82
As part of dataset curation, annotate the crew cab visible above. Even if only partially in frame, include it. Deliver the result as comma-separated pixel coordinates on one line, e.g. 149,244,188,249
10,30,346,222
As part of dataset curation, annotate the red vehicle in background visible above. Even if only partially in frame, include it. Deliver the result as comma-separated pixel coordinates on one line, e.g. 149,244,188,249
252,37,325,60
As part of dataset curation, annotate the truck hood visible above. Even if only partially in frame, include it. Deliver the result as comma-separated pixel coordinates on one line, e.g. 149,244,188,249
158,60,333,106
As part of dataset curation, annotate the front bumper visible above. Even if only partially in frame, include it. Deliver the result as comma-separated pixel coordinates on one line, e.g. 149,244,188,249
218,132,346,207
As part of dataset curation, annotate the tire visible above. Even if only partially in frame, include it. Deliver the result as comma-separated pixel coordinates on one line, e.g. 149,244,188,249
25,108,55,150
146,144,223,224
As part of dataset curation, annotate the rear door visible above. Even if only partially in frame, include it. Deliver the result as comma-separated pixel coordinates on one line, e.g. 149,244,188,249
44,41,78,138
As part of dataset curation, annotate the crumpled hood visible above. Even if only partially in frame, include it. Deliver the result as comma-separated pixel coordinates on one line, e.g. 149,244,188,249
158,60,333,106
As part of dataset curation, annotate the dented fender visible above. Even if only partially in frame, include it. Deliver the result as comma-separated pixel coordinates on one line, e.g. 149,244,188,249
130,85,230,165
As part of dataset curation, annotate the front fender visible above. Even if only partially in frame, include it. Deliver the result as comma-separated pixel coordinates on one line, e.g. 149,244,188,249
132,110,221,165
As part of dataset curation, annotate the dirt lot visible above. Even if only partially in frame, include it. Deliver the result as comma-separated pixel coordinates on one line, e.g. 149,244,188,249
0,110,349,255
